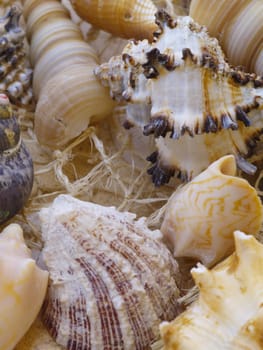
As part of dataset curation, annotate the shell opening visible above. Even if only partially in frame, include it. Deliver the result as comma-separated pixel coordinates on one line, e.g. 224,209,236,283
216,155,236,177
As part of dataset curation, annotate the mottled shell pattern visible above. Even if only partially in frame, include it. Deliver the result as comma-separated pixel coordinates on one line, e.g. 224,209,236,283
0,223,48,350
39,194,181,350
95,11,263,186
0,6,33,108
160,231,263,350
161,155,263,266
0,93,33,223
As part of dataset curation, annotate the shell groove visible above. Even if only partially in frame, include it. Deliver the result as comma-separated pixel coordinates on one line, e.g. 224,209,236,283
40,194,181,350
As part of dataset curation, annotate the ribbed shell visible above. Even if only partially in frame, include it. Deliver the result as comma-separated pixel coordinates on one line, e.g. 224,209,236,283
40,195,181,350
70,0,158,41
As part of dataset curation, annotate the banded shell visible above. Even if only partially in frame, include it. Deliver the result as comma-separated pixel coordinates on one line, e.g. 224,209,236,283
161,155,263,266
0,223,48,350
0,93,33,223
190,0,263,76
70,0,158,41
95,11,263,185
23,0,115,148
160,231,263,350
39,194,181,350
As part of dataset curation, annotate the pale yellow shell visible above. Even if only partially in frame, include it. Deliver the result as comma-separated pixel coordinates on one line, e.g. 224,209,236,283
190,0,263,75
70,0,159,40
161,155,263,266
160,231,263,350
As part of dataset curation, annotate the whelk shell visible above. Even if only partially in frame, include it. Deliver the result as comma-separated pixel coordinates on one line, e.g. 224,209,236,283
40,194,181,350
95,11,263,185
160,231,263,350
161,155,263,266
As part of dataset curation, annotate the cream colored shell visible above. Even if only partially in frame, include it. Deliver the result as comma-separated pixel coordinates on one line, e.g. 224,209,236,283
0,224,48,350
160,231,263,350
161,155,263,266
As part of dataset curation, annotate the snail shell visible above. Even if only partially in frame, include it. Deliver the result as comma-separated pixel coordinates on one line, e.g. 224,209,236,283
189,0,263,76
39,194,181,350
0,94,34,223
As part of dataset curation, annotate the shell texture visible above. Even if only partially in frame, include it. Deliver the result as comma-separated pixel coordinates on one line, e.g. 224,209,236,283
161,155,263,266
23,0,115,148
95,11,263,186
70,0,159,41
190,0,263,76
0,93,33,223
39,194,181,350
0,223,48,350
160,231,263,350
0,6,33,108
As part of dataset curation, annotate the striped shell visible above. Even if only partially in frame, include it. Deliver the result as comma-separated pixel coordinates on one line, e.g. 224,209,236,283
190,0,263,76
161,155,263,266
39,194,181,350
160,231,263,350
95,11,263,185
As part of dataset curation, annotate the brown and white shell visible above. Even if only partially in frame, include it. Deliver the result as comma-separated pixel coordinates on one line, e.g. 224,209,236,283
39,194,181,350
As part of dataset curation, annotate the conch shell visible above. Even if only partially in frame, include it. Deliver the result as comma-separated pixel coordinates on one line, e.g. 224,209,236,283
161,155,263,266
39,194,181,350
160,231,263,350
0,223,48,350
189,0,263,75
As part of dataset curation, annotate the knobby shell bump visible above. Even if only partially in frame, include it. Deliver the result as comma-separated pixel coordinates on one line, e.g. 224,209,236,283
95,11,263,186
39,194,181,350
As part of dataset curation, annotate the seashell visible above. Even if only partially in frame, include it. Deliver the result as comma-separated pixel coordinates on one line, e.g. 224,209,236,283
189,0,263,76
0,93,34,223
95,11,263,186
161,155,263,266
0,223,48,350
70,0,159,41
160,230,263,350
39,194,181,350
23,0,115,148
0,6,33,108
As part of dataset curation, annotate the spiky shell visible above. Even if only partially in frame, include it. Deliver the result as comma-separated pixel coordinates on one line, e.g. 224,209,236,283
0,223,48,350
39,194,181,350
161,155,263,266
189,0,263,75
70,0,158,41
95,11,263,185
160,231,263,350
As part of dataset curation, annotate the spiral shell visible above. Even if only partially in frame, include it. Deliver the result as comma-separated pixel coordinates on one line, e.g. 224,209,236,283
70,0,159,41
0,93,33,223
160,231,263,350
39,194,181,350
95,11,263,185
23,0,115,148
189,0,263,76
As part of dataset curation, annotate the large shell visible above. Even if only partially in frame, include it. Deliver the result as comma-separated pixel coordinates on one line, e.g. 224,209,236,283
189,0,263,76
161,155,263,266
95,11,263,185
0,223,48,350
39,194,181,350
70,0,158,41
160,231,263,350
0,93,33,223
23,0,115,148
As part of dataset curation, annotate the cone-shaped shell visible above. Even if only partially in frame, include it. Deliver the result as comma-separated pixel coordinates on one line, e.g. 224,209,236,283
161,155,263,266
160,231,263,350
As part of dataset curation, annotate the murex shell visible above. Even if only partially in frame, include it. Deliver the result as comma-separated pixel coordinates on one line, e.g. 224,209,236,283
161,155,263,267
160,231,263,350
39,194,181,350
95,11,263,186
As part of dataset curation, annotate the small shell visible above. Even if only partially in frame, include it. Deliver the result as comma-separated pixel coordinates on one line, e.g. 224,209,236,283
0,223,48,350
39,194,181,350
161,155,263,266
70,0,158,41
160,231,263,350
